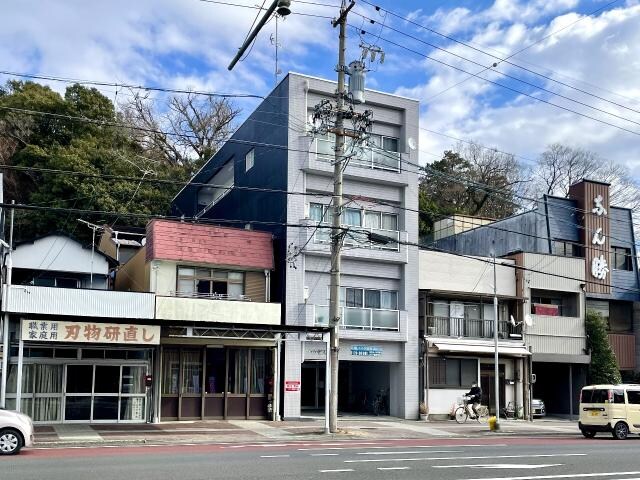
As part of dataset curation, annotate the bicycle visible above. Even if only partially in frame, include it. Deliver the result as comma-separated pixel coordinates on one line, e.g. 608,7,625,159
372,389,388,416
455,396,489,424
501,401,523,419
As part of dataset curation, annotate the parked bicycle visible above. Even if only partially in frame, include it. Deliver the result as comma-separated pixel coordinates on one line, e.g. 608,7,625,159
501,401,523,419
455,396,489,423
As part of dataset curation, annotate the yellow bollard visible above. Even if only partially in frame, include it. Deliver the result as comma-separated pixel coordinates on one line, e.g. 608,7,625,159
488,416,498,431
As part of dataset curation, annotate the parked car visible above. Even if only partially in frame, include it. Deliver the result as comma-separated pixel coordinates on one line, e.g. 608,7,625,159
532,399,546,417
579,384,640,440
0,408,34,455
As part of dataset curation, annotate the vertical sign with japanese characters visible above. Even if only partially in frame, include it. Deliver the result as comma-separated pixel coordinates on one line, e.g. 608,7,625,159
569,180,611,294
21,320,160,345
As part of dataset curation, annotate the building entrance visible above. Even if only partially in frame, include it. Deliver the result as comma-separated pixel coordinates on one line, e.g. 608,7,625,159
338,361,390,415
301,362,325,410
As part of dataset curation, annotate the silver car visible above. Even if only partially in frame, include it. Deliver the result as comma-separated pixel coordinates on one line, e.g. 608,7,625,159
532,398,546,417
0,408,34,455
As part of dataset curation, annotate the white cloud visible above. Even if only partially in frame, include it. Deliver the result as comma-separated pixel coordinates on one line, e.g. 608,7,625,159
395,2,640,177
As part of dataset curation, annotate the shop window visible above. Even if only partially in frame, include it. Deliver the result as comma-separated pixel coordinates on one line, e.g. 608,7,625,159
612,247,632,271
206,348,226,394
66,365,93,393
65,397,91,421
429,357,477,388
228,349,248,394
122,366,145,394
95,365,120,393
181,350,202,394
162,350,180,395
251,349,267,394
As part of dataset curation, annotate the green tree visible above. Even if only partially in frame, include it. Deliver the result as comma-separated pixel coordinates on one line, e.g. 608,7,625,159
419,142,525,239
585,309,622,385
0,80,189,240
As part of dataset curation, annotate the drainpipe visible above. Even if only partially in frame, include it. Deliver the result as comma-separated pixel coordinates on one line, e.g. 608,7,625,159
265,269,271,303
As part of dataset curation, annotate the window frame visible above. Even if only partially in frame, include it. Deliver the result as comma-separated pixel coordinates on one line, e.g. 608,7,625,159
245,148,254,172
428,357,478,388
612,246,632,271
176,266,245,298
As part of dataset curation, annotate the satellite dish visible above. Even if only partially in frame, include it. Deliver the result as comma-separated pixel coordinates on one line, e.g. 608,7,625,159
509,315,516,327
525,314,533,327
407,137,417,151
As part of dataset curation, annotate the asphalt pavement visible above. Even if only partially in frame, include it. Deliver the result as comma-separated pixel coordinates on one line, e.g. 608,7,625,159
3,435,640,480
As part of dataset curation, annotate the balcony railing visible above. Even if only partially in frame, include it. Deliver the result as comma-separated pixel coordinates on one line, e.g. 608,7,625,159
170,291,252,302
426,316,517,339
314,225,400,251
316,139,401,172
315,305,400,331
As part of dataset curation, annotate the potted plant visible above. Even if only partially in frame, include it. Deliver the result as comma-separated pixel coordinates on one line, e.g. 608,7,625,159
419,401,429,421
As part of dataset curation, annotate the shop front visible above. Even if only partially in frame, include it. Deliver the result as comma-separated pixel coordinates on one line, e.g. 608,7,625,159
159,339,276,421
4,319,159,423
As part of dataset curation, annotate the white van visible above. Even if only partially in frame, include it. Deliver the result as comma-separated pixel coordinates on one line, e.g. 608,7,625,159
579,384,640,440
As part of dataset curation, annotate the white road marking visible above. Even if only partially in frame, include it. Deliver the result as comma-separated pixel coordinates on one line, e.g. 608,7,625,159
260,455,290,458
434,464,563,470
378,467,411,471
345,453,587,464
298,443,506,451
357,450,462,455
463,472,640,480
311,453,340,457
319,469,354,473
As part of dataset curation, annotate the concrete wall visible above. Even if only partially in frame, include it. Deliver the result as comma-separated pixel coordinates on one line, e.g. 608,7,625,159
155,296,280,325
419,250,516,297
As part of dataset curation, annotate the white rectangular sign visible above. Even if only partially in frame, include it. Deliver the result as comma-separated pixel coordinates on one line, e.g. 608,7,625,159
22,320,160,345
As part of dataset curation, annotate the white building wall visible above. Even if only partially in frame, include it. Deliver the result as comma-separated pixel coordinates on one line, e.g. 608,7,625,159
284,73,420,419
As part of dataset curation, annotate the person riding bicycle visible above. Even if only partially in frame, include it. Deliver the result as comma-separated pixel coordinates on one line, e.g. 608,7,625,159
465,382,482,418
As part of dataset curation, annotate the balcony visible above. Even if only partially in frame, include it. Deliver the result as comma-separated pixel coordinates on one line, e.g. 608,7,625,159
608,333,636,370
2,284,155,319
155,295,280,325
314,225,400,251
425,316,519,340
314,305,399,331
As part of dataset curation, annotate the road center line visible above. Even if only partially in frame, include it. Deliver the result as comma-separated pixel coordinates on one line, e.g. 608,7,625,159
345,453,587,464
298,443,506,451
319,469,354,473
357,450,462,455
260,455,290,458
462,471,640,480
378,467,411,471
311,453,340,456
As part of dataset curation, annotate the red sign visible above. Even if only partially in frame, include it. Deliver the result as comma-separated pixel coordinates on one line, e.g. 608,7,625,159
285,380,301,392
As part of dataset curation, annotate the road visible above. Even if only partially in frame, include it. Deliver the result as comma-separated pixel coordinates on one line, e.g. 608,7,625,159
3,436,640,480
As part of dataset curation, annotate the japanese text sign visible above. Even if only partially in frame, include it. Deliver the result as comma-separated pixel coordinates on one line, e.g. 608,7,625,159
21,320,160,345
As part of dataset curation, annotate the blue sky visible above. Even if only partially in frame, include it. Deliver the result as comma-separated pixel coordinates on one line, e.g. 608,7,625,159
2,0,640,175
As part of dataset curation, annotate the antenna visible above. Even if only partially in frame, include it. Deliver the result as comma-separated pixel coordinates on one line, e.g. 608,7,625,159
270,15,283,86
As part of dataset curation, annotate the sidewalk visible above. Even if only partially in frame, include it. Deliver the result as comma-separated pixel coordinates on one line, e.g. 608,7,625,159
34,417,580,448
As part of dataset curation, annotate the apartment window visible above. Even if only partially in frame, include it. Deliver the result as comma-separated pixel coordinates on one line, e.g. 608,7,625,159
177,267,244,298
33,276,80,288
197,159,235,210
245,149,254,172
429,357,477,388
309,202,399,249
316,132,400,171
552,240,582,257
531,289,578,317
338,287,398,310
612,247,631,271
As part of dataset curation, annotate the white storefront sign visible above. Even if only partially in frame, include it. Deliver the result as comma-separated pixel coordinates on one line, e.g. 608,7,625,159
21,319,160,345
590,195,609,281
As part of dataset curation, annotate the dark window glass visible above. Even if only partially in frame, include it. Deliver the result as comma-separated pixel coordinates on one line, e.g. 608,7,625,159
65,397,91,420
228,349,248,394
56,278,79,288
33,277,55,287
581,389,592,403
429,358,447,386
364,290,380,309
612,247,631,271
27,348,53,358
82,349,105,359
429,357,476,388
591,389,609,403
613,390,625,404
93,396,119,420
55,348,77,359
205,348,226,394
346,288,363,308
627,391,640,404
94,365,120,393
460,359,477,387
66,365,93,393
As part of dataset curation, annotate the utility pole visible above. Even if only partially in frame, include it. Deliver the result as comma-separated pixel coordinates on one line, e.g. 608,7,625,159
493,251,500,429
328,0,354,434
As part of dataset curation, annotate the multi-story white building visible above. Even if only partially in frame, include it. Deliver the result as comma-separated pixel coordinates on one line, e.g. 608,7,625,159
172,72,421,419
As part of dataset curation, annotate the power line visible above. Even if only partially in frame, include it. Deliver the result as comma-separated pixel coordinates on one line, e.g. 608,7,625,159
0,70,266,99
357,29,640,138
4,199,639,295
357,0,635,115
